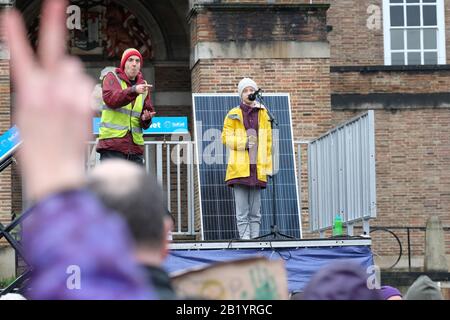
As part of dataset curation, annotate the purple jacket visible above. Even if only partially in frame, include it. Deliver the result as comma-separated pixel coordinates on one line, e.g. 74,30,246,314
23,190,155,300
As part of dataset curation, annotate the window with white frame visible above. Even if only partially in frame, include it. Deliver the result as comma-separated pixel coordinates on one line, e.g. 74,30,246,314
383,0,446,65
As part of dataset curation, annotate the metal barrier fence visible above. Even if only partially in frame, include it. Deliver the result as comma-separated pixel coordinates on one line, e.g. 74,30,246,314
0,153,31,295
307,111,377,237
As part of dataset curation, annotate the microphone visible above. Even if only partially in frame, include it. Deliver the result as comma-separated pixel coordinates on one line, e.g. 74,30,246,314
248,88,261,101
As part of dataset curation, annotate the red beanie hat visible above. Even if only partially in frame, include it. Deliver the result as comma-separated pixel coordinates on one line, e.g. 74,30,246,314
120,48,143,70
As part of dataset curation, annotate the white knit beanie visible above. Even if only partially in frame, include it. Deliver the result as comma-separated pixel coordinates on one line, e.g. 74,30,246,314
238,78,258,99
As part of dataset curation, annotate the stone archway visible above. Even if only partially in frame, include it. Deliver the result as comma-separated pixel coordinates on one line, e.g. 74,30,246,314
21,0,173,86
107,0,168,61
22,0,168,61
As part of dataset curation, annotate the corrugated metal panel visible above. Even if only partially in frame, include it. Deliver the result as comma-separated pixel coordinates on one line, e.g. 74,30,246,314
308,111,376,234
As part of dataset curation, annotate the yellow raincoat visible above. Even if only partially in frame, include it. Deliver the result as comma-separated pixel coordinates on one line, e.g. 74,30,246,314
221,106,273,182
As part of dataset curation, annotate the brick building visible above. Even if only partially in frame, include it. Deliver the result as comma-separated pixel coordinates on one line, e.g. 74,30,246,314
1,0,449,273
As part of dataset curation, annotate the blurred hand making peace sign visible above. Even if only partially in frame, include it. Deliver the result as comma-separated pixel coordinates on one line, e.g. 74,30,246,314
2,0,95,201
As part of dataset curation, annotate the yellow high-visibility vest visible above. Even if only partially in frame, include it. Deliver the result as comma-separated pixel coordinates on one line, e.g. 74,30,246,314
99,72,145,145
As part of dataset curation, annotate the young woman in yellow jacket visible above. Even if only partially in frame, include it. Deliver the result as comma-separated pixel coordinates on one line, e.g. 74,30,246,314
222,78,273,240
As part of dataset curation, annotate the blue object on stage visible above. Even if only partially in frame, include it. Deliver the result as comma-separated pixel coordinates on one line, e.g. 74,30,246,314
0,126,21,164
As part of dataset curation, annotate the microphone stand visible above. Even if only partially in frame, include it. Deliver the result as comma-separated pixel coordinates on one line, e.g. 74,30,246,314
254,91,295,240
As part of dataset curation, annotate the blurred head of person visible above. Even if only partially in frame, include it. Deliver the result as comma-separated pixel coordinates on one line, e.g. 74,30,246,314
87,159,172,266
405,275,443,300
380,285,403,300
302,261,382,300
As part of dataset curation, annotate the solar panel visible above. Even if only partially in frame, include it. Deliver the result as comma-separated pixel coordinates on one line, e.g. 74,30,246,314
193,94,302,240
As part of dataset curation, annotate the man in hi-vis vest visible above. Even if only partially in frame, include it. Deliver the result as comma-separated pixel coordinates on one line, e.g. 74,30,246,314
97,48,155,165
